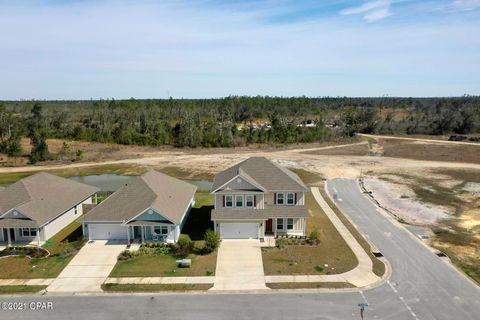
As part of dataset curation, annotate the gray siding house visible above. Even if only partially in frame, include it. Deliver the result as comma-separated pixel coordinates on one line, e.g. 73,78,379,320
211,157,309,239
82,170,197,243
0,172,98,246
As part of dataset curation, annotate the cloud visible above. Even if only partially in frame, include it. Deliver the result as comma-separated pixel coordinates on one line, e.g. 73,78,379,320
451,0,480,11
340,0,392,22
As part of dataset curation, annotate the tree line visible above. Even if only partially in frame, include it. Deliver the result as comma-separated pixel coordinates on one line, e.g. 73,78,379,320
1,96,479,161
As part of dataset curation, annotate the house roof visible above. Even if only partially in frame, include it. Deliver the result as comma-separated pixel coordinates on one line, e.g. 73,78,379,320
0,172,99,227
211,205,308,220
211,157,308,192
83,170,197,225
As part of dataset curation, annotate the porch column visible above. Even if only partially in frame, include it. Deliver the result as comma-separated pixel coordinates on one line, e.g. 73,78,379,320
36,228,40,247
127,226,130,243
6,228,11,246
141,226,145,242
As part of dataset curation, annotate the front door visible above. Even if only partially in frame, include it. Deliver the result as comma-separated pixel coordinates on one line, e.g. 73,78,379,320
265,219,273,234
133,226,141,239
9,228,16,241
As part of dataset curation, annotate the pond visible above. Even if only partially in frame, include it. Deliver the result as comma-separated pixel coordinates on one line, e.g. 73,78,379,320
69,174,213,192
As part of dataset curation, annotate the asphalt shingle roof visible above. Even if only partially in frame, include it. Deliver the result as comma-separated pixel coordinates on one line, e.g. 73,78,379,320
83,170,197,225
211,157,308,192
0,172,99,227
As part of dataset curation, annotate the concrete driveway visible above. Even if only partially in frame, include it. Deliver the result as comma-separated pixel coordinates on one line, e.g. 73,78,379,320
213,239,267,291
47,240,126,293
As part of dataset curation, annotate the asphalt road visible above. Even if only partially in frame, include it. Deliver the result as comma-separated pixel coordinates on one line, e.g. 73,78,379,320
1,179,478,320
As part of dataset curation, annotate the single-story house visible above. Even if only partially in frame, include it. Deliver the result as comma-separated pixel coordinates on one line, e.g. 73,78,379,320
0,172,99,246
82,170,197,243
211,157,309,239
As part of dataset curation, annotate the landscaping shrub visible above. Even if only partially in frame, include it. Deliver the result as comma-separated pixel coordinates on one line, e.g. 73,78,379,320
58,241,75,258
203,229,220,253
118,250,133,261
174,235,194,257
276,237,288,249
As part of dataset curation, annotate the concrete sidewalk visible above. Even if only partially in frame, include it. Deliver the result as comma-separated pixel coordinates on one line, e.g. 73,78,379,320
0,278,54,286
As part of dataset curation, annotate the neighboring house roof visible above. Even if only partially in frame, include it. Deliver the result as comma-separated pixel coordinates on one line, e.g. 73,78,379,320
83,170,197,225
0,172,99,227
211,157,308,192
211,205,308,220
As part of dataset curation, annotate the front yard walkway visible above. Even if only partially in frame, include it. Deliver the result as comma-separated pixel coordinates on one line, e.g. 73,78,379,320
46,240,126,293
213,240,267,291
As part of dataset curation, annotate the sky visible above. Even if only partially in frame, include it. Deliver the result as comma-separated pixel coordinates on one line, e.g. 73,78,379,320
0,0,479,99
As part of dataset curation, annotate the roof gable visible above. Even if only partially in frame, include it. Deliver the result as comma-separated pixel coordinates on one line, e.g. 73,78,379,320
0,172,99,226
83,170,197,225
211,157,307,192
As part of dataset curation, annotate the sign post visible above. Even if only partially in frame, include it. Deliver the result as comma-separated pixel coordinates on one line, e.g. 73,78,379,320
357,303,368,320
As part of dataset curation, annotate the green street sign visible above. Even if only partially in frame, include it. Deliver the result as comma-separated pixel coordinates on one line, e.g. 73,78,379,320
358,303,369,308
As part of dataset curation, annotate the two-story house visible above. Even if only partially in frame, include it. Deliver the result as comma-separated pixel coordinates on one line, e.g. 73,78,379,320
210,157,309,239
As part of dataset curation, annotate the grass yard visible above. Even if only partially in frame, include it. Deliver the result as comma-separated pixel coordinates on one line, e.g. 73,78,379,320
318,186,385,277
182,192,214,242
0,220,85,279
266,282,355,289
109,252,217,277
102,283,213,292
262,192,358,275
0,285,47,294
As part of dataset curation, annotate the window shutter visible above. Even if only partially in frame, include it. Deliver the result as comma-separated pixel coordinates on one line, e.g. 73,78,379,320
254,195,256,207
294,193,297,204
223,195,225,207
274,193,276,204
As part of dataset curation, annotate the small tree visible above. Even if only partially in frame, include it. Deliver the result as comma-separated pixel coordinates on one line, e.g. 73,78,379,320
203,229,220,253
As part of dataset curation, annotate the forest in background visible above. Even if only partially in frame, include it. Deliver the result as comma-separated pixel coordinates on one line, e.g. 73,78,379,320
1,96,479,162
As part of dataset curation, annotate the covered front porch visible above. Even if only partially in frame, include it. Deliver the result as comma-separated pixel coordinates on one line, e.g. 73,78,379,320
126,221,178,244
0,222,43,247
264,217,307,237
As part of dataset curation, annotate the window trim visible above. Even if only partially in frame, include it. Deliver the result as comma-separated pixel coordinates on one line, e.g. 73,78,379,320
245,195,254,208
287,218,294,230
235,195,244,208
154,226,169,235
225,195,233,208
276,218,284,230
286,193,295,205
276,193,285,205
21,228,37,237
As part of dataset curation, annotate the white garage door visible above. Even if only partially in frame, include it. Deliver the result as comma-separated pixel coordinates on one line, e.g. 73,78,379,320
88,224,127,240
219,223,259,239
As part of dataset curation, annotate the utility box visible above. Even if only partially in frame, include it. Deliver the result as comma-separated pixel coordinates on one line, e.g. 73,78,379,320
176,259,191,268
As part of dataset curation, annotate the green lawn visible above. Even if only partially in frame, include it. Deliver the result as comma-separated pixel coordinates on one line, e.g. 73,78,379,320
0,285,47,294
102,283,213,292
109,252,217,277
266,282,354,289
182,192,214,242
0,220,85,279
262,192,358,275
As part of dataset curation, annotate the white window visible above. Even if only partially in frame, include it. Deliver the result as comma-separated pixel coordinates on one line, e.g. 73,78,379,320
245,195,254,208
287,218,294,230
21,228,37,237
235,195,244,208
154,226,169,235
277,193,285,205
287,193,295,205
225,195,233,208
276,218,284,230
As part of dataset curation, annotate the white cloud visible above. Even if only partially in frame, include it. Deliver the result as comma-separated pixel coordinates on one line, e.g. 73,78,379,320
340,0,392,22
451,0,480,11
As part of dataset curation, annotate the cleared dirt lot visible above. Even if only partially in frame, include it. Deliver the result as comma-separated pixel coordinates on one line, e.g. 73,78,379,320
1,134,479,283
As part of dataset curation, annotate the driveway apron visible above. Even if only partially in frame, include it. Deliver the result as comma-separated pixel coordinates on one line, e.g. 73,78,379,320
47,240,126,293
213,239,267,291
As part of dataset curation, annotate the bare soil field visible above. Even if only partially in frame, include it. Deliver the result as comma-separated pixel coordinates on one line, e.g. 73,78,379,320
1,134,479,283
